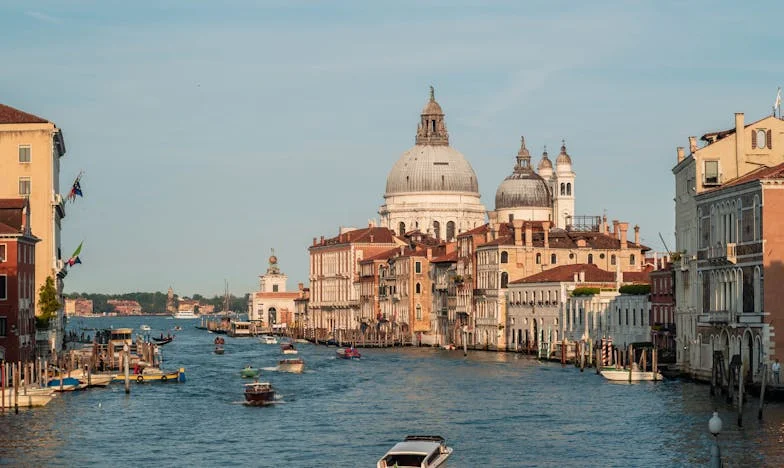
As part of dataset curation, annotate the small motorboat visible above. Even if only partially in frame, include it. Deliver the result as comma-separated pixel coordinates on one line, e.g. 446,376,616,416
600,365,663,382
214,336,225,354
280,343,298,355
294,338,309,344
336,347,361,360
260,335,278,345
47,377,86,392
377,435,453,468
215,345,225,355
130,367,186,383
277,358,305,374
244,382,275,406
140,324,151,332
173,326,182,331
441,343,456,351
241,366,260,379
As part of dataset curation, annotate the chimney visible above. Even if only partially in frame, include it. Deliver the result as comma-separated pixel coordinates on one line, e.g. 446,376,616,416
619,222,629,249
298,282,304,291
312,237,317,246
346,232,351,242
573,273,579,283
578,271,585,282
633,225,640,245
735,112,744,180
488,211,498,225
370,234,374,243
677,146,685,163
612,220,619,239
320,235,325,244
542,221,551,249
427,248,432,260
513,219,524,246
524,222,533,248
400,246,405,255
600,215,606,234
689,136,698,153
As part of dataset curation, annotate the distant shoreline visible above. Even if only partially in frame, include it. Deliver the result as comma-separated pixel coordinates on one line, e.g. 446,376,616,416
67,313,176,318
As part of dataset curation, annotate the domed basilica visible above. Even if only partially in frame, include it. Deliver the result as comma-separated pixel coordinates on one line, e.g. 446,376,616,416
379,88,576,239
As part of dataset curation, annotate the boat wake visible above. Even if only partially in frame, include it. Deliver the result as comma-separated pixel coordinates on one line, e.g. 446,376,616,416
261,366,278,372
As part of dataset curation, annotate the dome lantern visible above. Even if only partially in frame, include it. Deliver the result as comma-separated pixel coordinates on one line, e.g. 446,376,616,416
416,86,449,146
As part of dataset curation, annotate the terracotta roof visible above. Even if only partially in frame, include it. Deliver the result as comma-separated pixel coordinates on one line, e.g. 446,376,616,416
0,221,20,235
360,248,400,263
0,104,49,124
0,199,26,209
703,161,784,194
475,227,649,251
315,226,399,247
623,270,651,283
431,250,458,263
253,292,300,299
510,264,616,284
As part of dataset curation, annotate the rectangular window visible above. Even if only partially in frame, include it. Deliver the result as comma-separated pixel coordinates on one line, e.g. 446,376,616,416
415,262,421,274
704,161,719,185
19,145,31,163
0,317,6,337
18,177,31,196
0,275,6,300
0,244,5,262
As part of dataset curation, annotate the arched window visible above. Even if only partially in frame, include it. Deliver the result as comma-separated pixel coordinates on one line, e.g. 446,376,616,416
416,304,422,320
560,183,566,195
501,251,509,264
415,283,421,294
446,221,456,241
630,254,636,265
611,254,616,265
551,253,557,264
433,221,440,240
588,254,593,264
501,272,509,288
398,222,406,236
536,253,541,264
566,182,572,196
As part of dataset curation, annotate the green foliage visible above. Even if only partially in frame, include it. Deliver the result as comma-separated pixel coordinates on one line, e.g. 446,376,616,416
37,276,60,329
619,284,651,295
571,287,600,296
62,291,251,314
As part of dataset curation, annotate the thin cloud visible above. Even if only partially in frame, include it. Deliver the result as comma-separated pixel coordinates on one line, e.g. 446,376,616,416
25,10,62,24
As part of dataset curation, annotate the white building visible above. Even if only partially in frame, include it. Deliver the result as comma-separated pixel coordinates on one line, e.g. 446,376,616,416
250,252,299,329
379,87,487,240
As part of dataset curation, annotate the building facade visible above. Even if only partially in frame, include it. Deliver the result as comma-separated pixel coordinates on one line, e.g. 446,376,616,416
0,199,38,362
64,297,94,316
650,264,675,352
250,253,299,328
672,112,784,373
0,103,68,355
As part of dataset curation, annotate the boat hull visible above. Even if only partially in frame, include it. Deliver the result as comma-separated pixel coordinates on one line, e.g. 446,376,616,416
240,369,260,378
244,390,275,406
1,390,55,408
121,368,186,383
600,369,663,382
336,348,361,360
215,346,225,354
277,361,305,374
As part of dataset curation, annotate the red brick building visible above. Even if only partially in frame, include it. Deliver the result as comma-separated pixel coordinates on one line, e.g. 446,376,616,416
0,199,39,362
650,264,675,351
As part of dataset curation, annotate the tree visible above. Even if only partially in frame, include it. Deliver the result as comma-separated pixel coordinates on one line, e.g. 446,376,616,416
37,276,60,329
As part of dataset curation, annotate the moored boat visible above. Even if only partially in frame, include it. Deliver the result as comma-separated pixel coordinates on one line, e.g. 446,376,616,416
241,366,260,379
260,335,278,345
244,382,275,406
47,377,87,392
600,366,663,382
277,358,305,374
336,347,361,360
377,435,453,468
128,367,186,383
1,389,56,408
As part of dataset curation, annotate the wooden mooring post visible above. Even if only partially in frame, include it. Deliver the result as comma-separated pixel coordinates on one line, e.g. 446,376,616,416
758,364,767,420
652,348,658,381
737,363,744,427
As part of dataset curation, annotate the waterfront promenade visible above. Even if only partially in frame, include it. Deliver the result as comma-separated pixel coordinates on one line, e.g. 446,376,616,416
2,316,783,467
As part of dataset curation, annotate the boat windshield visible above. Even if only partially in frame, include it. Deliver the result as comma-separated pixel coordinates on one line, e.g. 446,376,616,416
382,454,426,467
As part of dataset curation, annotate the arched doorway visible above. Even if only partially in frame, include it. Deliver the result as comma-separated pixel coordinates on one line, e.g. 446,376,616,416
268,307,277,325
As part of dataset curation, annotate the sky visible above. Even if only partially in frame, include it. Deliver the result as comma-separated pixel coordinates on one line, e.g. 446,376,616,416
2,1,784,297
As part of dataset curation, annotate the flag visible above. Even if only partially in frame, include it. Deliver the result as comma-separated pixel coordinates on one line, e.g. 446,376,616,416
67,172,83,203
776,87,782,110
67,242,83,267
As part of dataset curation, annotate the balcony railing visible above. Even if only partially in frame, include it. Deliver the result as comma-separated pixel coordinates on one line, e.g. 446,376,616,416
700,310,730,324
705,243,737,264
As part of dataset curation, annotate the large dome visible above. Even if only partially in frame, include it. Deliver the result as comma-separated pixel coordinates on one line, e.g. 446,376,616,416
495,137,552,209
385,88,480,196
385,145,480,195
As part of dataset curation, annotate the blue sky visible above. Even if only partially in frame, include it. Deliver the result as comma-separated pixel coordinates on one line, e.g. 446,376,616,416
2,1,783,297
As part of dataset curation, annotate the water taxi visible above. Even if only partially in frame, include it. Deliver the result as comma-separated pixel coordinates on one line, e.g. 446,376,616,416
336,347,361,360
126,367,186,383
280,343,298,355
277,358,305,373
244,382,275,406
140,324,151,332
260,335,278,345
377,435,453,468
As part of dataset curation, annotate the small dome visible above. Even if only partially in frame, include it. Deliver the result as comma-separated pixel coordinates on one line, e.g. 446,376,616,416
556,142,572,165
495,137,552,209
269,255,278,265
421,85,443,115
538,151,552,170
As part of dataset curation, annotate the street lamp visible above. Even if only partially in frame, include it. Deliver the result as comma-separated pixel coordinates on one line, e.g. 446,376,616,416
709,411,722,468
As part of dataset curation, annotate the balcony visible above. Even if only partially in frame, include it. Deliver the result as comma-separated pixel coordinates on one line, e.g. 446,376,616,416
52,193,66,219
706,243,736,264
699,310,730,325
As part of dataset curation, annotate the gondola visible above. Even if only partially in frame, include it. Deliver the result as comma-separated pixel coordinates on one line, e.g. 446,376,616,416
152,336,174,345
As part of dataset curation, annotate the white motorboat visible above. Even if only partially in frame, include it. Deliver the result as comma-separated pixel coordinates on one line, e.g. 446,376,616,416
377,435,452,468
173,310,198,319
140,324,151,331
260,335,278,345
600,366,663,382
1,388,56,408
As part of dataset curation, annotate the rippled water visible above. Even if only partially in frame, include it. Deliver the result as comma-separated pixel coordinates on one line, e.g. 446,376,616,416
2,316,784,467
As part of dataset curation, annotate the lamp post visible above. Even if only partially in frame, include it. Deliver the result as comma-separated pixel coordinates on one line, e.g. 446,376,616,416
709,411,723,468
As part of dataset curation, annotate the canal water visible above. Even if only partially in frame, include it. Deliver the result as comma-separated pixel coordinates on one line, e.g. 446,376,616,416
2,316,783,467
